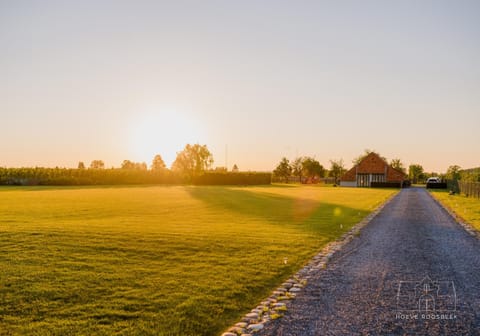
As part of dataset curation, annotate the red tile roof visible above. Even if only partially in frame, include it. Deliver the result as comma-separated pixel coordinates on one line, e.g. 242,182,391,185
341,152,407,182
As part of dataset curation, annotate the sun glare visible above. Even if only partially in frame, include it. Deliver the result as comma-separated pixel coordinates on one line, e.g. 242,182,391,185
129,110,204,167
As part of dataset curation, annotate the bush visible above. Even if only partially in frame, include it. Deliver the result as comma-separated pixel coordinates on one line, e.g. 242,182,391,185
426,182,447,189
371,181,407,188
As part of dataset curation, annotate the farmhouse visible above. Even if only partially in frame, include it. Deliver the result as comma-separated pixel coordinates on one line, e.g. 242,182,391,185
340,152,407,187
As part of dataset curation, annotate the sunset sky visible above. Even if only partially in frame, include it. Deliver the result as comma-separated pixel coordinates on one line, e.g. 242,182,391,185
1,1,479,173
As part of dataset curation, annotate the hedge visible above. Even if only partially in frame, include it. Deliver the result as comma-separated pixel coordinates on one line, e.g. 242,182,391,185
370,181,410,188
426,182,447,189
0,168,271,186
192,172,271,185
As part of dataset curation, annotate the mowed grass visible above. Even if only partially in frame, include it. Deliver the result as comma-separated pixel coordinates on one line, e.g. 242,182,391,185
0,185,396,335
430,190,480,230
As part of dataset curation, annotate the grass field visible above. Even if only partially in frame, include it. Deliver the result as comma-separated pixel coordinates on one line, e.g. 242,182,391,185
430,189,480,231
0,185,395,335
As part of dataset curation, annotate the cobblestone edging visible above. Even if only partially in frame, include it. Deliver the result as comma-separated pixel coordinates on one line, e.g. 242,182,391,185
429,192,480,239
220,192,399,336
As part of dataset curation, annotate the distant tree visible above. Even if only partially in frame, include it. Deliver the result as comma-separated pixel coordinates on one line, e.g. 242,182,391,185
408,164,425,184
329,159,346,184
390,158,406,173
135,162,147,170
90,160,105,169
232,164,239,172
214,166,227,172
353,149,386,165
121,160,135,169
151,154,166,171
445,165,461,181
292,157,304,183
302,157,325,180
461,168,480,182
273,157,292,183
171,144,213,180
122,160,147,170
77,161,85,169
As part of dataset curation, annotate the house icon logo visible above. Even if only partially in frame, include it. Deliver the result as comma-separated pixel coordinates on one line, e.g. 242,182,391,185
415,276,439,312
396,276,456,319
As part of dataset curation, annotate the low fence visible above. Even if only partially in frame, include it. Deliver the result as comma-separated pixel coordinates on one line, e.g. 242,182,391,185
447,180,480,198
459,181,480,198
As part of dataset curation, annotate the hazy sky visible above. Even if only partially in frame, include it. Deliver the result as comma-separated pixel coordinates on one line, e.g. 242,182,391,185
1,1,479,172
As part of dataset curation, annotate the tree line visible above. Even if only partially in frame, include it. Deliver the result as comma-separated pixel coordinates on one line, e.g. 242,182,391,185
3,145,476,186
0,144,270,186
443,165,480,182
408,164,480,184
273,156,346,184
272,149,472,185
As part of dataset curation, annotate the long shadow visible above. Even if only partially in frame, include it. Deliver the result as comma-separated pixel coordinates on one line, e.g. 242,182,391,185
185,186,372,238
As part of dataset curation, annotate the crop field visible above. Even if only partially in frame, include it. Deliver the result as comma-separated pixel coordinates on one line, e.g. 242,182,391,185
0,185,395,335
430,190,480,231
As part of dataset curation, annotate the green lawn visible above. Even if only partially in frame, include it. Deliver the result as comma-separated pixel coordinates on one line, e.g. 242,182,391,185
0,185,395,335
430,189,480,230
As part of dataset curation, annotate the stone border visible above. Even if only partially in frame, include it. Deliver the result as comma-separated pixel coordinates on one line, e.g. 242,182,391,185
220,191,399,336
429,192,480,239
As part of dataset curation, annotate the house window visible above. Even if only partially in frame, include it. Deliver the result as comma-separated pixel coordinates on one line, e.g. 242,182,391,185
371,174,386,183
357,174,370,187
357,173,385,187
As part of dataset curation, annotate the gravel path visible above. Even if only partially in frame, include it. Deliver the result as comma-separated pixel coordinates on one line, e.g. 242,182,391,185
258,187,480,335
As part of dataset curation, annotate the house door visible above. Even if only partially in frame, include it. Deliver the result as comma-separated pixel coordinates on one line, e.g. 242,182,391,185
418,295,435,312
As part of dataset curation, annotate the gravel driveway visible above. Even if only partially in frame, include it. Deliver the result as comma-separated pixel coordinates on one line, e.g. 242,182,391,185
258,187,480,335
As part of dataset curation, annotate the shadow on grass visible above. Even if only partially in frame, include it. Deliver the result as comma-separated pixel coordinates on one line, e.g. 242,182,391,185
185,186,371,238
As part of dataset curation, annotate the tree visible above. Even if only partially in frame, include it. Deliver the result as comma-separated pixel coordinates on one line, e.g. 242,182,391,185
329,159,346,184
445,165,461,181
408,164,425,184
90,160,105,169
353,149,386,165
273,157,292,183
151,154,166,171
302,157,325,181
292,157,304,183
232,164,239,172
171,144,213,180
461,168,480,182
135,162,147,170
390,158,406,173
77,161,85,169
121,160,135,169
121,160,147,170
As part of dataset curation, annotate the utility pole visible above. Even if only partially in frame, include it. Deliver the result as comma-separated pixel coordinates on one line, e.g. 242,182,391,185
225,144,228,170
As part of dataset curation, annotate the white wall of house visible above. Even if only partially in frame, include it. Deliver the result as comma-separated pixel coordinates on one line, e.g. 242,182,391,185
340,181,357,187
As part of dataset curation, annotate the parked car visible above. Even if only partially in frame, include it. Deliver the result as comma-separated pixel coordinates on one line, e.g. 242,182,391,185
426,177,446,189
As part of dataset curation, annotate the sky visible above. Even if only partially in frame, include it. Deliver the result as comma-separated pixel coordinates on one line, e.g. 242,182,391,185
1,0,479,173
